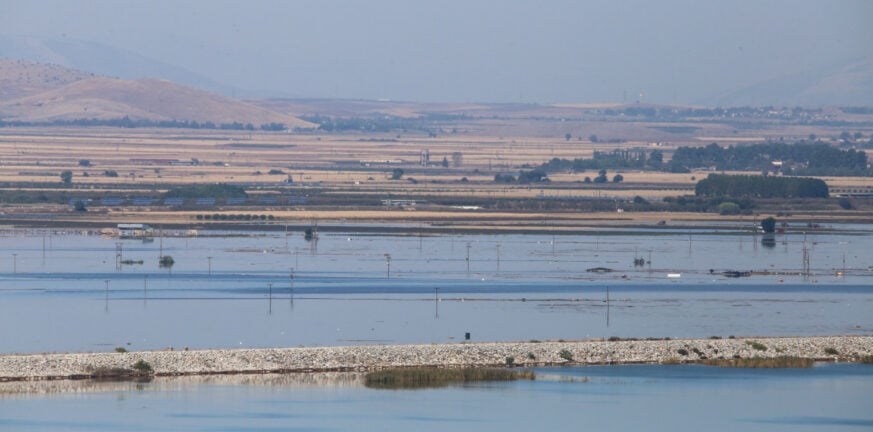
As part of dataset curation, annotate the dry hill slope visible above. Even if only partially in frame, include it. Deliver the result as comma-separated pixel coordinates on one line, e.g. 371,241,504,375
0,58,96,101
0,59,315,128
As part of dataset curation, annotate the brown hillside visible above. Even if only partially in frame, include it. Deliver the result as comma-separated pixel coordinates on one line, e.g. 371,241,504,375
0,73,315,128
0,58,96,101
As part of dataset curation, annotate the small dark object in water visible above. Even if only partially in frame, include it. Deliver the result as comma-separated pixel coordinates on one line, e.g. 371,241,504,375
586,267,612,273
723,271,751,278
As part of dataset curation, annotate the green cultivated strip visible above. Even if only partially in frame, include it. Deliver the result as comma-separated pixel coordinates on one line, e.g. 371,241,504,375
364,368,535,390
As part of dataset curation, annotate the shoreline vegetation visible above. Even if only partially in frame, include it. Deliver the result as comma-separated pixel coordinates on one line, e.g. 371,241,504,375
0,336,870,385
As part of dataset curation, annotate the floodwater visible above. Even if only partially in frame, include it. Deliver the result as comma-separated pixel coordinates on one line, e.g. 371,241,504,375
1,364,871,431
0,225,871,353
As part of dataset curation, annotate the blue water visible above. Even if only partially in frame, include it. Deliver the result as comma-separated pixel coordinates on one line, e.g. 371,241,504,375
1,228,872,353
1,364,870,431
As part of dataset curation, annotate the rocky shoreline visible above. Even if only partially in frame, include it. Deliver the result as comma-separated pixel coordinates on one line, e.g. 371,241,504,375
1,336,870,382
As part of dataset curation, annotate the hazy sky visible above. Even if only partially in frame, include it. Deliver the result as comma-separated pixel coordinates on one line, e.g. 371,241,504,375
1,0,871,103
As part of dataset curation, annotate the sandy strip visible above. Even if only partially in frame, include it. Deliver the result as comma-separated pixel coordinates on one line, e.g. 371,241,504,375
1,336,870,382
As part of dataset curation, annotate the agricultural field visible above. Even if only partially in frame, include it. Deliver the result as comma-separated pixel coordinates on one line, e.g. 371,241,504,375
0,102,872,231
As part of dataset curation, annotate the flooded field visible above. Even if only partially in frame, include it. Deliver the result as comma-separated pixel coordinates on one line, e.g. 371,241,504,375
1,225,872,353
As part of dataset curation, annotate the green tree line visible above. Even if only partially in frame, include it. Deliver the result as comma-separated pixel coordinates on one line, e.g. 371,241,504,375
695,174,829,198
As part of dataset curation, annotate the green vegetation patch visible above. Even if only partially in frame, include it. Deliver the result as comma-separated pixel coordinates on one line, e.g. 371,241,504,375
702,357,813,369
745,340,768,351
364,367,535,390
696,174,829,199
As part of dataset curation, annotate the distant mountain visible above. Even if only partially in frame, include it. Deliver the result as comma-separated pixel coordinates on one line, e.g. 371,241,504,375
0,34,239,96
710,57,873,107
0,59,314,127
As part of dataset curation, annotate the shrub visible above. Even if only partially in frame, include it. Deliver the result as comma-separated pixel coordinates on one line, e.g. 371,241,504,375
745,341,767,351
159,255,175,268
527,352,536,360
115,347,128,353
505,356,515,366
824,347,839,355
838,198,853,210
558,349,574,362
859,355,873,364
677,348,689,356
132,359,153,373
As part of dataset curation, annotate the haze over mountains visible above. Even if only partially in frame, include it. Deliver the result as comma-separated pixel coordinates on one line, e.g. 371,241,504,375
0,59,313,127
1,33,871,108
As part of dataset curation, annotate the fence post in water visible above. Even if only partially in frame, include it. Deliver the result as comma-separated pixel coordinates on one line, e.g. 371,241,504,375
143,274,148,305
289,269,295,307
268,283,273,315
104,280,109,312
11,253,16,274
466,243,471,275
207,256,213,276
384,254,391,278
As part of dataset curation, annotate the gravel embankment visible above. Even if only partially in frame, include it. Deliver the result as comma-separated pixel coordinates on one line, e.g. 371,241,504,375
1,336,870,382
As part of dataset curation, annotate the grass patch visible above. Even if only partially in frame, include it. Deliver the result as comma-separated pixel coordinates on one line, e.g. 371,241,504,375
702,357,813,368
745,340,768,351
364,367,535,389
661,357,681,365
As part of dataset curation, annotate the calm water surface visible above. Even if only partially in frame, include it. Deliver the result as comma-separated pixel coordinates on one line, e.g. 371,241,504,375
1,364,871,431
1,227,872,352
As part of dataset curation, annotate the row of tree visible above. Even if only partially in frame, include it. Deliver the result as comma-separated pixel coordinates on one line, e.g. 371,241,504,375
0,117,289,131
694,174,829,198
672,141,868,176
540,149,679,172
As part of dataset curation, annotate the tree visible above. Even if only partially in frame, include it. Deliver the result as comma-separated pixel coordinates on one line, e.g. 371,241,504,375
441,157,449,168
391,168,404,180
452,152,463,167
565,133,571,141
761,217,776,233
589,134,598,143
304,227,314,241
647,149,663,169
612,174,624,183
73,200,87,212
78,159,91,167
60,170,73,184
593,169,608,183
